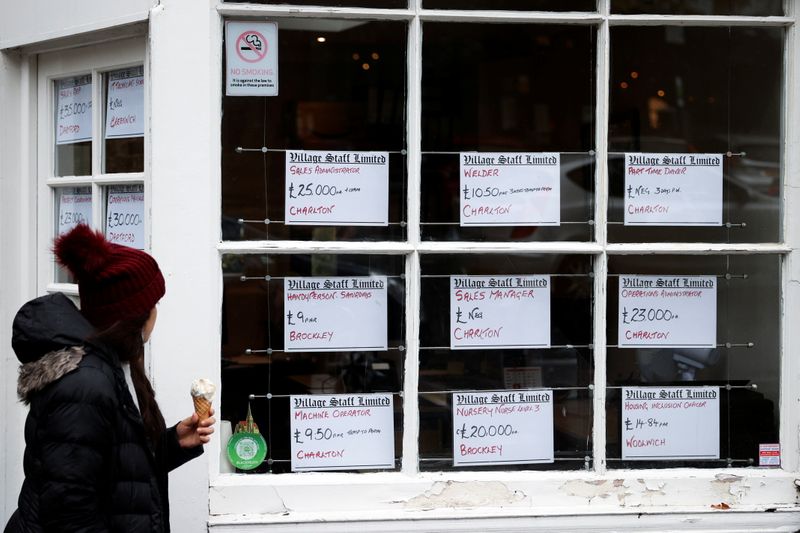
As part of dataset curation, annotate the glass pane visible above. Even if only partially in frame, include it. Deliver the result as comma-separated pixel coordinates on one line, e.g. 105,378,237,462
55,75,92,177
606,255,780,468
105,184,145,250
609,27,783,243
419,253,594,471
221,253,406,473
222,0,406,6
54,186,92,283
421,24,596,242
612,0,781,15
425,0,595,10
104,66,144,173
222,19,408,242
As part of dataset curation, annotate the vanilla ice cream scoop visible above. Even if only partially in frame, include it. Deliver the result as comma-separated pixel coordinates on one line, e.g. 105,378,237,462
191,378,216,400
190,379,216,421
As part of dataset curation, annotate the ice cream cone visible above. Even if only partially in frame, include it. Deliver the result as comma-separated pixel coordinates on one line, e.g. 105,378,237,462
190,378,216,422
193,396,212,421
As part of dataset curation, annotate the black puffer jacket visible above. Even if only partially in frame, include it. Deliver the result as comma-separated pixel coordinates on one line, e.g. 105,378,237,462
4,293,202,533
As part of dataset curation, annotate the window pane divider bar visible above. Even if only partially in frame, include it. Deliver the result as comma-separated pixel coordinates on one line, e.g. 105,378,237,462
416,242,603,254
217,4,416,20
592,0,611,476
607,243,790,254
608,14,793,27
417,11,602,24
217,240,414,255
46,172,144,187
402,6,423,475
779,0,799,472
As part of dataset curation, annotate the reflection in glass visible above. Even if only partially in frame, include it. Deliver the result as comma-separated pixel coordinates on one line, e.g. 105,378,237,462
605,255,780,468
54,75,92,177
419,254,594,471
421,24,595,242
609,27,783,243
54,186,92,283
612,0,781,15
220,254,405,473
221,19,408,242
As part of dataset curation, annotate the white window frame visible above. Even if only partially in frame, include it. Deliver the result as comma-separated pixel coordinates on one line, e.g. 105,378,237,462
36,37,149,296
209,0,800,529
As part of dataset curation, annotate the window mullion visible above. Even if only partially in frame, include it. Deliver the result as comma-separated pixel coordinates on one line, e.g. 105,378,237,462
592,0,611,475
401,4,422,475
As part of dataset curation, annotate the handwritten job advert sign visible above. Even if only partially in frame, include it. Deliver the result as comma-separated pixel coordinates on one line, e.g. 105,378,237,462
104,67,144,139
56,75,92,145
622,386,720,460
291,393,395,471
624,153,723,226
460,152,560,226
452,390,554,466
284,276,388,352
618,275,717,349
285,150,389,226
106,185,145,250
225,21,278,96
450,275,550,350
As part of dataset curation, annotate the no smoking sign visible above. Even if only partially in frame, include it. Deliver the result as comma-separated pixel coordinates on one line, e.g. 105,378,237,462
226,21,279,96
236,31,268,63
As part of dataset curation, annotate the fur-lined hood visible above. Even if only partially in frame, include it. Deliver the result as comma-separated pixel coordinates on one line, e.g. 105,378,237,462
12,292,95,403
17,346,85,404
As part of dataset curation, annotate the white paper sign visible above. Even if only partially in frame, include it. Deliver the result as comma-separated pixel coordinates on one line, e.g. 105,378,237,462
284,276,388,352
622,386,719,460
460,152,560,226
618,275,716,349
225,21,279,96
58,188,92,236
452,390,554,466
56,76,92,145
291,393,395,471
450,275,550,350
106,185,145,250
285,150,389,226
624,153,723,226
105,67,144,139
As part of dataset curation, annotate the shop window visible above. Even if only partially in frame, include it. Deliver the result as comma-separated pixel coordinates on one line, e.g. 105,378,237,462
221,19,408,242
612,0,782,16
420,23,596,242
103,66,145,173
218,4,787,490
418,254,594,471
609,27,783,243
54,74,93,177
605,254,780,468
221,253,406,473
39,40,147,288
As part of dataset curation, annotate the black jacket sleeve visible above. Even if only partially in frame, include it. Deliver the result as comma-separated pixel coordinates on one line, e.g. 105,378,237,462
163,424,203,472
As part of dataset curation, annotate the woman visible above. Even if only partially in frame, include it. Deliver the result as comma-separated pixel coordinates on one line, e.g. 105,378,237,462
5,224,214,532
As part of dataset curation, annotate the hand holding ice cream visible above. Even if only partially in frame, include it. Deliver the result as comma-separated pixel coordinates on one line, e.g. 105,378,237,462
191,378,216,422
177,378,217,449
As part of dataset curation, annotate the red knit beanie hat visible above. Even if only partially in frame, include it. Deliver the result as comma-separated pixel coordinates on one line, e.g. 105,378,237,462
54,224,165,329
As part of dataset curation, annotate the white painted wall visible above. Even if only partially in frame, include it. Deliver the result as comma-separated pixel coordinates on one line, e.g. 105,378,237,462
0,50,37,525
149,0,221,531
0,0,155,50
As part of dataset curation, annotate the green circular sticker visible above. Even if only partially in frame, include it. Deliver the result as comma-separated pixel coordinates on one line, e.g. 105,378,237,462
227,432,267,470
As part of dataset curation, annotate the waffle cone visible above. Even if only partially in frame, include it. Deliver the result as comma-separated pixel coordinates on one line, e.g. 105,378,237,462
193,396,212,421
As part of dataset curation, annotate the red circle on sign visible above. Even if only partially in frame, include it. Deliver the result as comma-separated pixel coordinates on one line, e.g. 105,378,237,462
236,31,268,63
